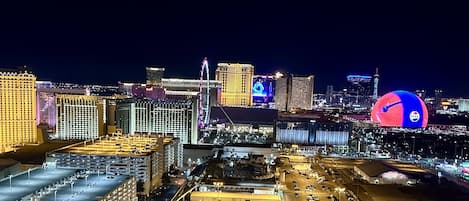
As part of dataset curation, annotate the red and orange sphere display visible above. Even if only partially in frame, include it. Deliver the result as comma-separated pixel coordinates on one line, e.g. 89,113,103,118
371,90,428,128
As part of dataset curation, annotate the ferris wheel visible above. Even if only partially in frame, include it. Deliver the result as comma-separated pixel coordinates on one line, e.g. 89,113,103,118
198,57,210,128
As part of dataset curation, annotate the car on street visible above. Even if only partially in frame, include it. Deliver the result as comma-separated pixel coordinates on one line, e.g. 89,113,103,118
327,195,339,201
306,185,315,191
307,195,320,201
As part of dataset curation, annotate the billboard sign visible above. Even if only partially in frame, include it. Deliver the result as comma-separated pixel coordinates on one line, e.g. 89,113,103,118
371,90,428,128
252,75,274,103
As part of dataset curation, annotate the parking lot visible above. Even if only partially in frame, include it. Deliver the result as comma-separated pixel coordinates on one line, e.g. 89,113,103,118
277,155,355,201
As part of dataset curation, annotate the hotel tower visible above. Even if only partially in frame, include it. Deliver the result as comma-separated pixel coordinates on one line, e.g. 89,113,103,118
0,67,37,152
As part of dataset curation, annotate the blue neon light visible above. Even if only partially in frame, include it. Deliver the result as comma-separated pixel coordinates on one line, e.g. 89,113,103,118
347,75,372,82
252,81,266,97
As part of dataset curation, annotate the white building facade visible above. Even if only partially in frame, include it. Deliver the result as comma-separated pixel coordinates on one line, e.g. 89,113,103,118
116,98,198,144
56,94,99,140
459,99,469,112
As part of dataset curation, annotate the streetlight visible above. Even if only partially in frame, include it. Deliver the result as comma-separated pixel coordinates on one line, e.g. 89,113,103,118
70,182,74,193
9,174,12,191
334,187,345,201
28,168,31,182
106,164,110,177
454,141,458,160
274,182,282,194
213,181,224,200
463,147,468,160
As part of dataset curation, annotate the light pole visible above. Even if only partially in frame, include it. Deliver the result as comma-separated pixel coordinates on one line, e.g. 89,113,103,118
213,182,224,200
127,159,131,175
9,175,12,191
54,159,59,168
463,147,468,160
335,187,345,201
28,168,31,182
454,141,458,159
54,190,57,201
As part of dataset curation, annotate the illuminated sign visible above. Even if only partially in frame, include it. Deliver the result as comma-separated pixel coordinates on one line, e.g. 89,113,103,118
347,75,372,83
252,76,274,103
409,111,420,122
252,81,266,97
371,90,428,128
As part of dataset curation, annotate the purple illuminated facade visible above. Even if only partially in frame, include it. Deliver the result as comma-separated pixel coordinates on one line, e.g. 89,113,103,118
118,82,167,100
36,81,88,130
131,85,166,100
37,91,56,127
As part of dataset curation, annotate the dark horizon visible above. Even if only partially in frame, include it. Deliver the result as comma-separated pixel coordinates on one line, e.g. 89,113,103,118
1,2,469,97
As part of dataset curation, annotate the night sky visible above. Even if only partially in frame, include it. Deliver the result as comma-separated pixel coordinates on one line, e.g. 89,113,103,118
1,2,469,97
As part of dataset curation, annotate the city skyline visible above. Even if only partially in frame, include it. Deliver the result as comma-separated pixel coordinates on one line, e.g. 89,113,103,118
1,2,469,96
3,2,469,201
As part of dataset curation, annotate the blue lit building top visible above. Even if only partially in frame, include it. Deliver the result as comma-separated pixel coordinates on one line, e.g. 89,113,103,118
0,167,77,201
346,75,372,83
0,166,134,201
40,174,133,201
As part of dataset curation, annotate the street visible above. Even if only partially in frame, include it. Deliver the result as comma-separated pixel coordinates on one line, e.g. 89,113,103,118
278,155,350,201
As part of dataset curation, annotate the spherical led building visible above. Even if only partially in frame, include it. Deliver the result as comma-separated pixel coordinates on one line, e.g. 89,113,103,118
371,90,428,128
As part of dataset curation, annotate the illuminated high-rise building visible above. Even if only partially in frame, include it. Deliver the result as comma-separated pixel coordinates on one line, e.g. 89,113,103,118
116,98,198,144
216,63,254,106
162,78,221,107
434,89,443,110
36,81,88,130
106,98,118,133
275,74,314,111
326,85,334,103
373,67,380,101
459,99,469,112
146,67,165,87
0,67,37,153
56,94,104,140
347,74,373,102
